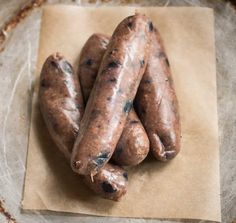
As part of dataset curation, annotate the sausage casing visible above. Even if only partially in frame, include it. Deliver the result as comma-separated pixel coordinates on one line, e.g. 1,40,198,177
79,33,110,102
39,53,84,159
83,163,128,201
112,111,149,166
71,13,151,175
134,28,181,161
78,33,149,166
39,54,127,201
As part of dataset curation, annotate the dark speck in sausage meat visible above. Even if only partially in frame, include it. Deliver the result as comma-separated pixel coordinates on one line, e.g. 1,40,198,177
109,49,118,55
107,96,111,101
127,22,133,29
129,120,139,124
94,151,110,166
85,58,93,66
115,147,122,157
123,100,133,113
91,74,97,80
91,109,100,117
40,79,49,88
101,39,108,45
76,105,83,110
107,61,121,68
123,172,128,181
158,51,166,58
90,109,101,121
118,89,123,94
140,59,145,68
165,58,170,67
148,21,154,32
50,60,59,69
144,79,151,84
61,61,73,74
141,108,146,114
109,77,117,83
102,181,117,193
51,118,59,129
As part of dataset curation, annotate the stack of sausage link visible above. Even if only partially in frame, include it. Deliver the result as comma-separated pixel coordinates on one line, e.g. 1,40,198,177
39,13,181,201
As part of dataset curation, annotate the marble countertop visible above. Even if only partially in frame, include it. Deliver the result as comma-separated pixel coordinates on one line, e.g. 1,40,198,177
0,1,235,223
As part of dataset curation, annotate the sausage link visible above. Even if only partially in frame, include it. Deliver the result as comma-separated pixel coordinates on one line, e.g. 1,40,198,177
134,27,181,161
39,53,84,160
83,163,128,201
71,13,151,176
39,53,127,201
78,33,149,166
79,33,110,102
112,111,149,165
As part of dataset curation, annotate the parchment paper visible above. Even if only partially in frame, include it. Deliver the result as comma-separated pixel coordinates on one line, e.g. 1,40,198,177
22,6,221,221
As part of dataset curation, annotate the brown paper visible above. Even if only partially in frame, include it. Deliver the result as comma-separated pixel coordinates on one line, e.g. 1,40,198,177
22,6,221,221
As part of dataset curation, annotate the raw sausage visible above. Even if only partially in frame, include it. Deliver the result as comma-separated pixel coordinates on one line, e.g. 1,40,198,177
112,111,149,166
71,13,151,176
39,53,84,160
78,33,149,166
39,53,127,201
83,163,128,201
134,27,181,161
79,33,110,102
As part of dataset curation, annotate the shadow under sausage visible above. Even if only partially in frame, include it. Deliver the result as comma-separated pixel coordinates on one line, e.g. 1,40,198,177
125,150,173,184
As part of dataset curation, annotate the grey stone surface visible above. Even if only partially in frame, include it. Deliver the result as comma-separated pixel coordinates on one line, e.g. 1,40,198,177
0,0,235,223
